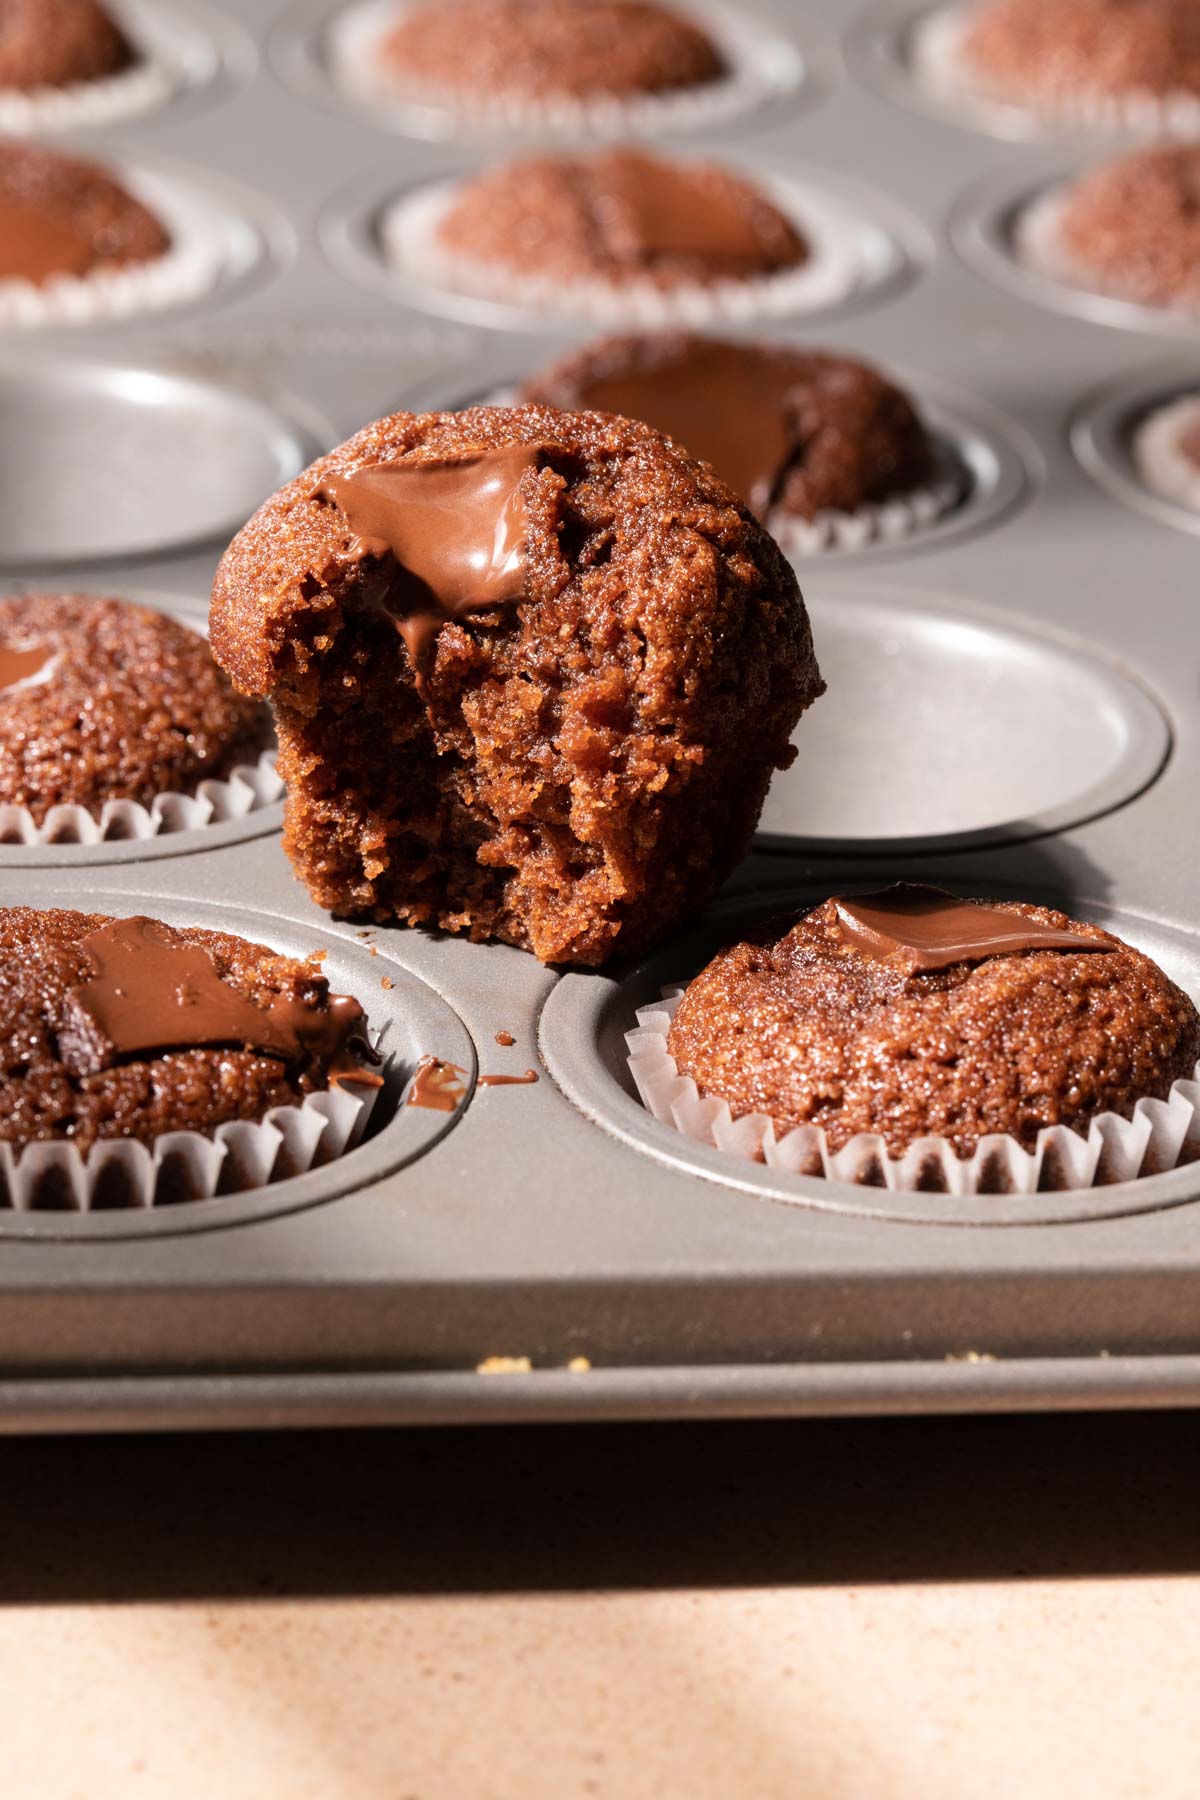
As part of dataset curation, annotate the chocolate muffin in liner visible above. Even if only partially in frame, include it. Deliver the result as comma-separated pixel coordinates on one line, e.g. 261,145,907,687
0,911,385,1212
1014,168,1200,317
0,749,282,848
625,892,1200,1196
1132,393,1200,506
327,0,800,140
381,163,863,329
0,153,251,330
911,2,1200,138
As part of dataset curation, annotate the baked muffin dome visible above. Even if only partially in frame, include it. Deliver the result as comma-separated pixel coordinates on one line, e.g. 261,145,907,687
435,149,807,291
960,0,1200,104
0,595,266,823
0,907,379,1154
1052,144,1200,308
210,404,823,967
668,886,1200,1157
0,0,135,93
380,0,725,101
522,334,938,522
0,140,169,286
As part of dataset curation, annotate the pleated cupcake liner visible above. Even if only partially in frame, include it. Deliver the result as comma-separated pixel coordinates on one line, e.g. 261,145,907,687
0,748,282,848
1014,186,1200,318
327,0,803,139
382,177,865,328
0,1073,383,1214
0,165,256,329
1131,395,1200,511
0,59,174,134
910,3,1200,138
626,989,1200,1195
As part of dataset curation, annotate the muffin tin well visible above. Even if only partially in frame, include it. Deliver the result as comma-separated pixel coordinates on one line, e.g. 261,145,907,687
755,586,1170,854
270,0,827,143
1071,365,1200,541
319,154,929,334
539,888,1200,1229
0,888,474,1242
0,356,318,567
950,162,1200,337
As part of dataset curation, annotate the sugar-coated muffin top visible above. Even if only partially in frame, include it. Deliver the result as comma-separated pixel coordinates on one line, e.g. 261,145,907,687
522,334,937,521
1056,144,1200,307
962,0,1200,101
668,886,1200,1157
436,149,807,290
0,594,267,823
0,139,169,286
0,0,135,93
380,0,725,100
0,907,380,1153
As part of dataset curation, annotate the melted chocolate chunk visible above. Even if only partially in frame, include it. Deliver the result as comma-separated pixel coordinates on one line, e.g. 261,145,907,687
599,151,778,272
0,640,53,693
318,447,542,692
833,884,1113,973
62,916,381,1084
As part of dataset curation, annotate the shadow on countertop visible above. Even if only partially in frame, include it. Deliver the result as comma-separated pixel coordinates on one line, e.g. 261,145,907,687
0,1409,1198,1603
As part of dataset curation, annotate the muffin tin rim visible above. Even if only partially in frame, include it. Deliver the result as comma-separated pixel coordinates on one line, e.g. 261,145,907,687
539,883,1200,1228
0,888,478,1243
267,0,834,145
317,149,932,335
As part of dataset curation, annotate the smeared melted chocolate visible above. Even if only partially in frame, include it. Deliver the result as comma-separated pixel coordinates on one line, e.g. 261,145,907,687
0,199,94,285
833,884,1113,973
0,640,53,693
477,1070,538,1086
599,151,778,272
317,447,542,693
63,917,382,1084
407,1055,469,1112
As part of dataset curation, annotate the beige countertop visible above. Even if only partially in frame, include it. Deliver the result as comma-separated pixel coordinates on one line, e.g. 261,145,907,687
0,1410,1197,1799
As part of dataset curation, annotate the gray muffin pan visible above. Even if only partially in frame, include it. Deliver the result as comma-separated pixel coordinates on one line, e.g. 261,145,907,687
1,0,1200,1431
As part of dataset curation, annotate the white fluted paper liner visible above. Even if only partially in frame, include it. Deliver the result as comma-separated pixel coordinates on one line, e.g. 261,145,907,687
626,989,1200,1194
910,2,1200,138
327,0,804,140
0,749,282,848
1014,185,1200,317
381,177,864,327
1132,395,1200,509
0,165,259,330
0,1070,383,1213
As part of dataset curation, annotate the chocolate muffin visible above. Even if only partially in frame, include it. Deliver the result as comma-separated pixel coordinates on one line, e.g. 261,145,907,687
0,0,135,93
0,140,169,287
379,0,725,102
958,0,1200,106
0,907,380,1156
668,886,1200,1158
522,335,938,523
434,149,807,291
0,595,266,824
1046,144,1200,308
210,404,822,967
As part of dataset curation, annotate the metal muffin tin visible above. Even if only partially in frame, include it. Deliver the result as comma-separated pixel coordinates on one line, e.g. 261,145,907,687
3,0,1200,1430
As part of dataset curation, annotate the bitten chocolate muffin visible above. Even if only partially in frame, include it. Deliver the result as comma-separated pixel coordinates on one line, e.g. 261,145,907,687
1048,144,1200,308
522,335,938,523
959,0,1200,105
210,405,822,967
435,149,807,290
668,886,1200,1157
0,907,380,1155
0,0,135,93
0,595,266,823
379,0,725,101
0,140,169,286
